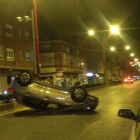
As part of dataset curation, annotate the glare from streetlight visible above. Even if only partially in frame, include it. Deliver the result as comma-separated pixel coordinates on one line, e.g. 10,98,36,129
88,30,94,36
134,58,138,62
17,17,22,20
110,47,115,51
130,53,134,57
125,46,130,50
24,16,29,19
111,26,119,34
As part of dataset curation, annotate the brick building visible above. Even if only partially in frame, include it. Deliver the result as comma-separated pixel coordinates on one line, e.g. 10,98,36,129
39,40,87,86
0,0,34,92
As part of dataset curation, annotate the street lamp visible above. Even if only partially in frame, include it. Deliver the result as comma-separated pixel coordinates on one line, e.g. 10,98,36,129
103,26,119,82
17,16,31,22
16,0,40,75
130,53,134,57
110,26,119,34
125,46,130,50
16,11,38,75
88,26,119,83
88,30,94,36
134,58,138,62
110,47,115,51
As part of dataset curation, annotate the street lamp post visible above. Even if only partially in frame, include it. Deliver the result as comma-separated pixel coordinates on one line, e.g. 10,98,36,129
33,0,40,75
16,0,40,75
16,10,38,75
102,26,119,83
88,26,119,83
102,39,107,83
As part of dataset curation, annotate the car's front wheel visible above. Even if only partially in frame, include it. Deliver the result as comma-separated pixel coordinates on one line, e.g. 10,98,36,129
71,87,87,103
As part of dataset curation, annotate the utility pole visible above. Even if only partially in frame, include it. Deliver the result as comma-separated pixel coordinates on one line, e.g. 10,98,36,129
33,0,40,75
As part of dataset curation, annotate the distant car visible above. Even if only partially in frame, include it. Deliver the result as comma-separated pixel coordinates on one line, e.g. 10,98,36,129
124,77,133,84
118,108,140,140
13,71,99,112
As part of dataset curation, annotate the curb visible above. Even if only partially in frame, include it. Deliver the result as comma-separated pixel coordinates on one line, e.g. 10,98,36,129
0,101,25,112
86,82,123,91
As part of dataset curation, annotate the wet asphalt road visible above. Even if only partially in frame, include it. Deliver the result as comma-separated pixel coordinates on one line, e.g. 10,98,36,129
0,81,140,140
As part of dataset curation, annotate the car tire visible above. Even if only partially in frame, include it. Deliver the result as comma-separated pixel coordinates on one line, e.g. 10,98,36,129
17,71,33,87
71,87,88,103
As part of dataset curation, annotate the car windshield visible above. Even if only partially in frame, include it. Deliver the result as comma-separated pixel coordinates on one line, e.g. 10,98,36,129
1,0,140,140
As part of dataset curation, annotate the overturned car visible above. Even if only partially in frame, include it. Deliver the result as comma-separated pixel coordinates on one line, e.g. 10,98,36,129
13,71,99,112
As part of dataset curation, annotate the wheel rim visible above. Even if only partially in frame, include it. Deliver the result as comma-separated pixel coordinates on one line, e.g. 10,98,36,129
19,72,31,83
73,88,86,99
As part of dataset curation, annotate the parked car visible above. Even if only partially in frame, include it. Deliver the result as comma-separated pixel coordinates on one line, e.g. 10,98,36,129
118,108,140,140
13,71,99,112
124,76,133,84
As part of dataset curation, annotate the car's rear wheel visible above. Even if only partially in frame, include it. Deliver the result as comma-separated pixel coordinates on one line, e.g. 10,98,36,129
17,71,33,87
71,87,87,103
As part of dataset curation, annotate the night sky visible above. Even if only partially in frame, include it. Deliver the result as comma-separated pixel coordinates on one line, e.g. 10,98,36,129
37,0,140,56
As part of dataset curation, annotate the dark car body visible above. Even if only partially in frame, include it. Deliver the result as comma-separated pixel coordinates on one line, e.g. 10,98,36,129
13,71,99,112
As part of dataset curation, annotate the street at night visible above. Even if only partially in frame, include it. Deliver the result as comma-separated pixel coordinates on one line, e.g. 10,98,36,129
1,81,140,140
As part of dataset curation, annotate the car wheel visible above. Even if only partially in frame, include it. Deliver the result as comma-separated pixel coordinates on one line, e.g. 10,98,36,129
71,87,87,103
17,71,33,87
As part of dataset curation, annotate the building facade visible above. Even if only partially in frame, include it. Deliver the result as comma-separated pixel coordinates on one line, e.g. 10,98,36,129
0,1,34,93
39,40,87,86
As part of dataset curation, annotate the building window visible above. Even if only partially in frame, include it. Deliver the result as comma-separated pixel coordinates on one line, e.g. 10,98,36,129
20,51,23,60
25,31,29,40
5,24,13,38
0,46,4,60
26,51,33,61
6,48,14,61
18,29,21,37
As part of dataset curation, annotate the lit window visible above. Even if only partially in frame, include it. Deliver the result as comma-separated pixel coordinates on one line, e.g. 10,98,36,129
0,46,4,60
6,48,14,61
5,24,13,38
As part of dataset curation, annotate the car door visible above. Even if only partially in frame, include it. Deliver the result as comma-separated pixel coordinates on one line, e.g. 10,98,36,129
134,108,140,140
